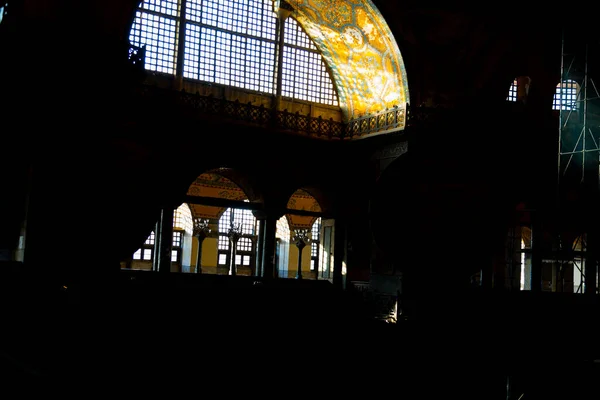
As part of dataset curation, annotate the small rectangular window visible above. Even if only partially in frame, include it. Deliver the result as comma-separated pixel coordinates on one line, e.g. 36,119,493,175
142,248,153,260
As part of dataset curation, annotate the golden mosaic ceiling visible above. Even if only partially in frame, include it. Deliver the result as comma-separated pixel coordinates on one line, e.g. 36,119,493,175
277,0,410,121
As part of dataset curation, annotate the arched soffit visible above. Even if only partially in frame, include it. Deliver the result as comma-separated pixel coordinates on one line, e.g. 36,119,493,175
210,167,264,203
186,170,259,220
279,0,410,120
286,188,322,230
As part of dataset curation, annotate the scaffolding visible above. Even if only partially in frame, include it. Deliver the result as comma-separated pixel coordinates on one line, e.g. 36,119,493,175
554,27,600,294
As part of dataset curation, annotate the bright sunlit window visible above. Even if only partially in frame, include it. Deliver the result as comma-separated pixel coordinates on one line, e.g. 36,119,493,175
310,217,321,271
217,206,258,268
553,79,579,110
507,78,517,102
0,3,7,25
133,231,156,260
130,0,339,106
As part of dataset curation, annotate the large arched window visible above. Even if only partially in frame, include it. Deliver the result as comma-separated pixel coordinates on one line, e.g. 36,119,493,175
173,203,194,271
129,0,338,106
217,206,258,272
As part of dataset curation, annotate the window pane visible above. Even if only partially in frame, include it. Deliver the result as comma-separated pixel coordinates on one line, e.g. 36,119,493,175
172,231,182,247
145,231,155,245
238,237,252,251
143,248,153,260
218,235,229,250
129,11,178,75
553,80,579,110
506,79,517,101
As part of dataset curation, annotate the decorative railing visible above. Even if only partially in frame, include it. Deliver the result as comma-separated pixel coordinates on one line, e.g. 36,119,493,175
125,44,459,140
405,104,454,127
346,105,406,138
132,83,409,140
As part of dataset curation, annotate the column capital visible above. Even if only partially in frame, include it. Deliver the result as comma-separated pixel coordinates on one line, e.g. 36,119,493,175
227,222,242,243
193,217,212,239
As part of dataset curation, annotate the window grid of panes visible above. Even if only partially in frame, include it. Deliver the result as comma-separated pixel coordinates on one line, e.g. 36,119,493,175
310,217,321,271
171,230,183,262
133,231,156,260
218,207,258,266
506,79,517,101
183,0,277,91
281,18,337,105
129,6,179,74
173,204,193,232
238,237,252,251
172,230,182,247
218,235,229,265
219,207,258,235
238,237,253,266
553,80,579,110
218,235,230,251
130,0,338,106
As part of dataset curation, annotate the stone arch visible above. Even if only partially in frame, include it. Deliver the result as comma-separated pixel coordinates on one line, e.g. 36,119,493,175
285,188,323,231
185,167,264,221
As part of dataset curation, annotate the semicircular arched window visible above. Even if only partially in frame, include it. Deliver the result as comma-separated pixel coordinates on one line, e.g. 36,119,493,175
129,0,339,106
553,79,580,111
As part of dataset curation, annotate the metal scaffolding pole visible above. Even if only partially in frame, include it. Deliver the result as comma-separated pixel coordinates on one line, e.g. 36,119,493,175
556,28,600,294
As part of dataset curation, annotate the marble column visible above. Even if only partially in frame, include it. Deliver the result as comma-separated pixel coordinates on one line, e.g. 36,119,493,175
261,211,280,279
157,205,174,274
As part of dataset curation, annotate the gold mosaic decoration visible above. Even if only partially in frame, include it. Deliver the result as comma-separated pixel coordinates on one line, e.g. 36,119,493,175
286,189,322,229
185,173,322,227
279,0,409,123
186,173,247,220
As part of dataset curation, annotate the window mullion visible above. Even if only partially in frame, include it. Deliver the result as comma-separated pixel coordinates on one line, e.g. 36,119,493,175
175,0,188,85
